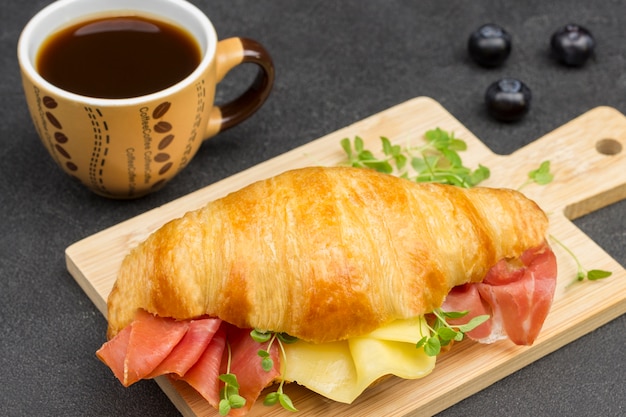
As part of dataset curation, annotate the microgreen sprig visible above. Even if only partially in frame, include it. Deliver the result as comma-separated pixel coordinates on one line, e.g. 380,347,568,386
250,329,298,412
416,309,490,356
340,128,490,188
550,234,613,287
518,160,554,191
218,342,246,416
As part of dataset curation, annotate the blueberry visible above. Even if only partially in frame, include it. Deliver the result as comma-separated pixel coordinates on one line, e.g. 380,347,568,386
550,24,595,67
485,78,531,122
468,23,512,67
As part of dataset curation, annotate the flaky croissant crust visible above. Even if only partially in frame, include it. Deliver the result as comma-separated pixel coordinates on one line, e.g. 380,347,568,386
106,166,548,343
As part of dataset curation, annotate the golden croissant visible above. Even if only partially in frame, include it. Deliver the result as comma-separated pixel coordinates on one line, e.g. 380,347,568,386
106,166,549,340
100,166,556,413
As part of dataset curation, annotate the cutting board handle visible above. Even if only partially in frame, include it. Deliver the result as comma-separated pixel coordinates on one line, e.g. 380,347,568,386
488,106,626,219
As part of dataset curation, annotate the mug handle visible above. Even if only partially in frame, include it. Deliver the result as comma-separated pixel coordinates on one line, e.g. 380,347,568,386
205,37,275,139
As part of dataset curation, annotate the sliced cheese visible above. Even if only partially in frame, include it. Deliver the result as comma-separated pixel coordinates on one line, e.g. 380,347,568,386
283,317,436,403
282,339,357,402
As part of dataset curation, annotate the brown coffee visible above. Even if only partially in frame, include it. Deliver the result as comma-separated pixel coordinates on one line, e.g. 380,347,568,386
36,15,202,99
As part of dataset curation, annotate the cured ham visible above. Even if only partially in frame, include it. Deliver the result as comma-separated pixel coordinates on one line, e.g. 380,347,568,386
439,284,495,341
96,309,190,386
148,317,222,378
175,327,227,408
96,311,280,415
175,326,281,416
222,326,281,416
442,242,557,345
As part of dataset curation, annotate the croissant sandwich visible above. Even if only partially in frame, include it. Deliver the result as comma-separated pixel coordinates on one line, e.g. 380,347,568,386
97,166,557,415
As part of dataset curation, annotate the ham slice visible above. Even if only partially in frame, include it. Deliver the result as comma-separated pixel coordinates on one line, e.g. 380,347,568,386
442,242,557,345
97,311,281,416
225,326,281,416
96,309,189,386
439,283,495,341
95,323,132,384
148,317,222,378
176,326,228,407
176,324,280,414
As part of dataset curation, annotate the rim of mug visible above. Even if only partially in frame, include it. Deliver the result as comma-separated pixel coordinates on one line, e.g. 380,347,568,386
17,0,217,107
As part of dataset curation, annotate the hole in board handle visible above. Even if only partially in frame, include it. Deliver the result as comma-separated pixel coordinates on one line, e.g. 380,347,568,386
564,137,625,220
596,138,622,155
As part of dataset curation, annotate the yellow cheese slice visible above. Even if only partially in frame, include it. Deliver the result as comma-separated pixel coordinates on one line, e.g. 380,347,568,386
283,317,436,403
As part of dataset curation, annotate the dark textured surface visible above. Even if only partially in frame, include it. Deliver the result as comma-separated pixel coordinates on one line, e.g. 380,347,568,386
1,1,625,416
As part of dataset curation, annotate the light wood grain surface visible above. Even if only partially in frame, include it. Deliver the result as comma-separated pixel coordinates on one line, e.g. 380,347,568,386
66,97,626,417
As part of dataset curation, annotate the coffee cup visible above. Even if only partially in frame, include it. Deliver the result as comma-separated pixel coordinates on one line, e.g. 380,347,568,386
18,0,274,198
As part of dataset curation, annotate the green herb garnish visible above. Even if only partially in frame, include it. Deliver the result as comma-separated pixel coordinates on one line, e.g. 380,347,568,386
518,160,554,190
550,234,613,287
340,128,490,188
416,309,490,356
250,329,298,412
218,343,246,416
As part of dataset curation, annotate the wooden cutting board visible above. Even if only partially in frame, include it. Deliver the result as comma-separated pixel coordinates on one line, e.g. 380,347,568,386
66,96,626,417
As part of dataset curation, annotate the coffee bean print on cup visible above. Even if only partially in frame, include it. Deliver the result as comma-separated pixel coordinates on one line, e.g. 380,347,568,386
154,121,172,133
154,153,170,162
54,144,71,158
159,162,173,175
158,134,175,150
42,95,58,109
151,101,174,178
54,132,68,143
42,95,77,173
152,101,171,119
45,111,62,129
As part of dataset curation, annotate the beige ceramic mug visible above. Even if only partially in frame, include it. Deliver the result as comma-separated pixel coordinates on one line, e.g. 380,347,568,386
18,0,274,198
